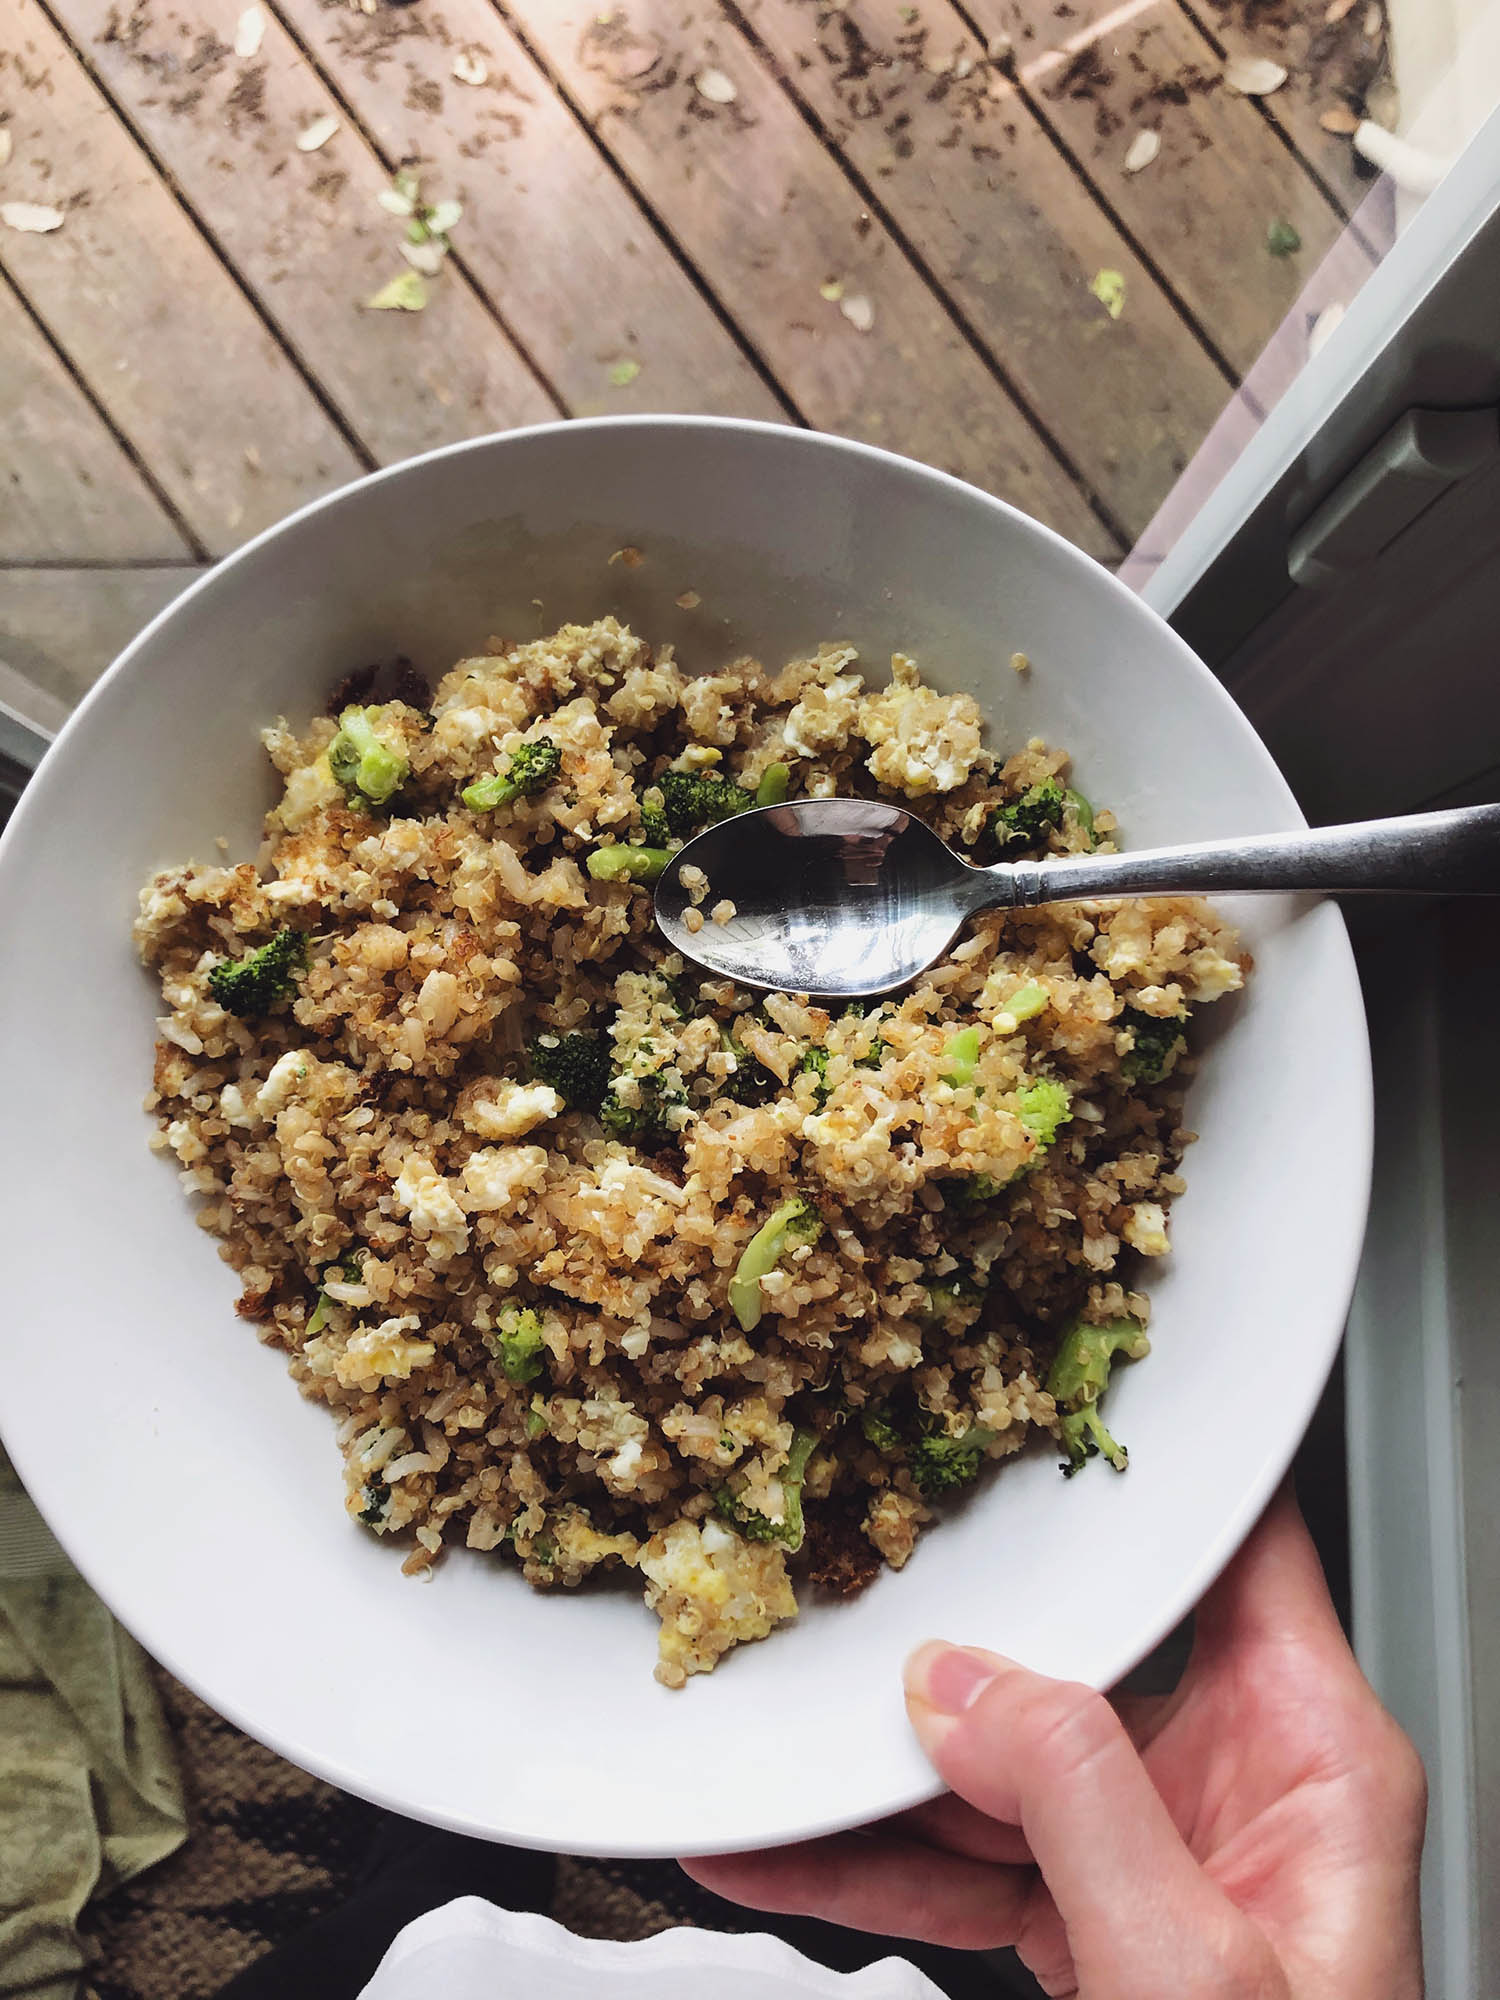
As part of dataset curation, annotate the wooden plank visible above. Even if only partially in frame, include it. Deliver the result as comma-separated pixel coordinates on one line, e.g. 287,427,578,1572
961,0,1357,377
273,0,787,423
55,0,558,474
0,565,204,707
0,0,365,557
739,0,1231,540
0,280,190,562
507,0,1119,557
1182,0,1386,213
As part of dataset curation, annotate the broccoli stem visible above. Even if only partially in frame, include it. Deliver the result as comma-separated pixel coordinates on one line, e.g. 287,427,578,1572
587,844,672,884
1046,1315,1150,1475
716,1427,818,1549
1064,788,1095,845
328,707,408,807
941,1025,981,1087
728,1197,823,1332
462,772,523,812
754,762,791,809
999,982,1048,1024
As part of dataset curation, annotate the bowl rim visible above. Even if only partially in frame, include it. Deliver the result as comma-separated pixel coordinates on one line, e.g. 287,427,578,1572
0,415,1373,1856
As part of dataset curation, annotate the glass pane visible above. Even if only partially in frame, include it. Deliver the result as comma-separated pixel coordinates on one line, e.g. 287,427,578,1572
1116,0,1500,589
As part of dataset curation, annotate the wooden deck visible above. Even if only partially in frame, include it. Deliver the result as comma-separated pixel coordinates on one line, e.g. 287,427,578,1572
1,0,1393,708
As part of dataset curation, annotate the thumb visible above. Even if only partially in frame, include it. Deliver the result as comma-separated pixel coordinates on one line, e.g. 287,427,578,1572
904,1643,1269,1994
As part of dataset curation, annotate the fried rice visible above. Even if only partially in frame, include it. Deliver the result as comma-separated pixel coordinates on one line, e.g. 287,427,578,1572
136,619,1246,1686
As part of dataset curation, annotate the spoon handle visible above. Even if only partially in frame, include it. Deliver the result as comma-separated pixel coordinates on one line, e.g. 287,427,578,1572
992,802,1500,908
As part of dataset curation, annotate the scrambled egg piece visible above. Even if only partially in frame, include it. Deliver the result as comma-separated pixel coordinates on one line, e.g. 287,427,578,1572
459,1078,564,1140
858,655,985,796
639,1516,798,1688
392,1156,470,1260
782,673,864,759
333,1318,436,1391
1123,1201,1170,1257
459,1144,550,1212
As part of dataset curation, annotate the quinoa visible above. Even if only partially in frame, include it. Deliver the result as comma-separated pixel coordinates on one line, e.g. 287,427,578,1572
135,620,1247,1687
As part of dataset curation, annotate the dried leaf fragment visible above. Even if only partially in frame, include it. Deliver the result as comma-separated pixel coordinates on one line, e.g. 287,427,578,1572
296,114,341,153
1,201,64,234
234,5,265,58
1089,268,1126,319
1123,129,1160,174
1224,54,1288,96
452,52,489,86
694,67,738,104
1319,102,1360,134
608,358,641,387
401,238,448,276
609,546,645,568
366,270,428,311
840,292,875,332
1308,302,1346,356
1267,218,1302,257
676,591,701,610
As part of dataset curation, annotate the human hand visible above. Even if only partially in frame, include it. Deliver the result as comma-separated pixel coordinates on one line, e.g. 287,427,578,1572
684,1486,1426,1997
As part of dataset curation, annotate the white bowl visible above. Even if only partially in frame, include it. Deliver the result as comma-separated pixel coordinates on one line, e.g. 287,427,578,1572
0,419,1371,1858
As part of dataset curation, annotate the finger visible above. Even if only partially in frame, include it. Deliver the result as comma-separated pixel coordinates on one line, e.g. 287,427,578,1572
681,1831,1039,1950
1193,1482,1353,1670
889,1791,1035,1867
904,1642,1267,1986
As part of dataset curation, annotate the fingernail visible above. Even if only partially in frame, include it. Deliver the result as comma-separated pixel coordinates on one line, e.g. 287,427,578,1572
904,1641,999,1715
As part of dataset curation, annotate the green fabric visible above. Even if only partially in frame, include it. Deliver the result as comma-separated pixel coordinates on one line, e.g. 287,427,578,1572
0,1453,185,1999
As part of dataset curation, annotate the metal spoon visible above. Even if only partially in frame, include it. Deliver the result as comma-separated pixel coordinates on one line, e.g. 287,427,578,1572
653,798,1500,999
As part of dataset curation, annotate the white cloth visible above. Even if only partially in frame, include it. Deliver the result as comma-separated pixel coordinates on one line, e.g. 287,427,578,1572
358,1895,949,1999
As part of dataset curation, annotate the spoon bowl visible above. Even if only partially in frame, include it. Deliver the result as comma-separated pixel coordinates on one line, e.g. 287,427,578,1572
654,801,982,996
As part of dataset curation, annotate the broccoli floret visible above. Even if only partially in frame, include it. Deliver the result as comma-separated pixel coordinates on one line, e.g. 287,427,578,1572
599,1071,687,1144
1016,1077,1072,1148
727,1196,824,1332
860,1406,905,1455
587,844,672,884
941,1172,1004,1208
754,762,791,808
1120,1006,1188,1085
941,1025,981,1087
487,1305,548,1384
207,928,306,1017
358,1475,389,1527
922,1260,983,1320
1046,1314,1150,1475
305,1253,364,1339
719,1026,777,1106
991,779,1065,852
798,1046,831,1104
908,1419,1000,1496
715,1428,817,1550
657,767,755,837
328,706,409,807
1064,787,1095,846
462,737,561,813
637,784,670,846
530,1032,610,1112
